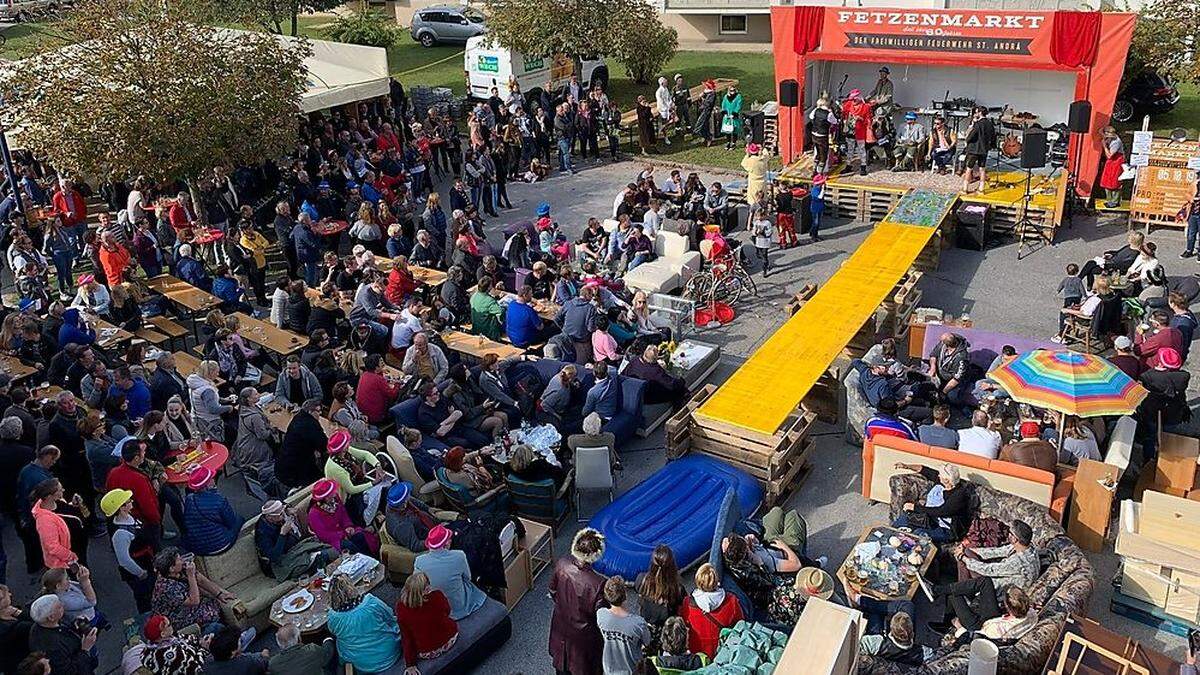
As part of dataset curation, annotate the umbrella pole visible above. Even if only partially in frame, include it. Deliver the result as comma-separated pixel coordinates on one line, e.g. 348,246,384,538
1057,410,1066,453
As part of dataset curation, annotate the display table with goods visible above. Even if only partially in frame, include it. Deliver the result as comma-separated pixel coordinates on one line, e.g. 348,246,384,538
837,525,936,602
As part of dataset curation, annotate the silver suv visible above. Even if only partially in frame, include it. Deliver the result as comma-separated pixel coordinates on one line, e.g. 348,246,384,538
410,4,486,48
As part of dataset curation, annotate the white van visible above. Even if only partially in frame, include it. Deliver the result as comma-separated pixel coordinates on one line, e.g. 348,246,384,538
464,35,607,105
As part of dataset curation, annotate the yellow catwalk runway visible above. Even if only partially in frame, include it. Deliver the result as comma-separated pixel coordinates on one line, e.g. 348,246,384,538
695,202,946,436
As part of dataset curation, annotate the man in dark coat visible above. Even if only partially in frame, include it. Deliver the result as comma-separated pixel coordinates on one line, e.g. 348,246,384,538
622,344,687,407
47,392,92,505
149,353,188,413
276,398,328,489
548,528,607,675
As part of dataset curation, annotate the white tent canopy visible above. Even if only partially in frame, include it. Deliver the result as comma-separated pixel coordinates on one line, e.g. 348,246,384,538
290,34,390,114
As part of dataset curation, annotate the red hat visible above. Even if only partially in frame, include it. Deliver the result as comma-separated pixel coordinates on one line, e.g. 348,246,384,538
703,79,717,90
848,88,862,99
1019,421,1040,439
327,429,352,454
143,614,168,642
813,174,828,185
313,478,338,501
426,524,452,550
790,187,808,197
1155,347,1182,370
187,466,214,491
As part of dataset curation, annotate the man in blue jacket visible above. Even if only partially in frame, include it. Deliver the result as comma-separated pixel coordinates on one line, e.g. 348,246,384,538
583,362,623,422
291,213,325,286
109,366,152,421
505,286,546,348
182,466,244,556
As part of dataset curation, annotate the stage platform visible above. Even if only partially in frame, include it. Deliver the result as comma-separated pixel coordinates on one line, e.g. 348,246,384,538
777,157,1067,240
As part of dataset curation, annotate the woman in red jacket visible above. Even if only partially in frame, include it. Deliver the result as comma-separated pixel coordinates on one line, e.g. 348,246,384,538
679,563,743,659
394,571,458,672
386,255,418,305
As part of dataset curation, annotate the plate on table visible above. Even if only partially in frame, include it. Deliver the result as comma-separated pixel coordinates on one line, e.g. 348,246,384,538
281,589,314,613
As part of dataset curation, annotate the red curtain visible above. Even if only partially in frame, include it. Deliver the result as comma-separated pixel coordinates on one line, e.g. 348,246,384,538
1051,11,1101,67
793,6,824,55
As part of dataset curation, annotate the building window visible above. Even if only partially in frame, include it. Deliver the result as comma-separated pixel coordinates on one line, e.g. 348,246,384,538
719,15,748,35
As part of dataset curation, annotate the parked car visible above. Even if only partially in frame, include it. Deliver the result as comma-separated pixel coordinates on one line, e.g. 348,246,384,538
410,4,487,48
1112,69,1180,123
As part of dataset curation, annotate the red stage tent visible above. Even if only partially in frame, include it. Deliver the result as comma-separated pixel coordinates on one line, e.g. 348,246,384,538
771,7,1136,197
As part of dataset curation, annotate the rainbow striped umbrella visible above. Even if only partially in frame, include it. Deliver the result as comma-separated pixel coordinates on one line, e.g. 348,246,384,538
989,349,1147,417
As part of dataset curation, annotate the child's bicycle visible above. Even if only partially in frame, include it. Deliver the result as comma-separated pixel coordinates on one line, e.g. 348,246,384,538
682,247,758,306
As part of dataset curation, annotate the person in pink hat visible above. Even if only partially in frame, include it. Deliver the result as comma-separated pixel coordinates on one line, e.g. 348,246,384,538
181,466,244,556
1134,310,1183,371
306,478,379,557
1138,345,1190,462
322,428,393,525
840,89,874,176
414,524,487,620
741,142,768,205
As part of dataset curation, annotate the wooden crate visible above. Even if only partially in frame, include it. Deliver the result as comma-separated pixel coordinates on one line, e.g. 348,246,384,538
669,385,817,506
877,271,923,339
864,190,903,223
824,184,862,221
786,283,819,316
801,366,842,425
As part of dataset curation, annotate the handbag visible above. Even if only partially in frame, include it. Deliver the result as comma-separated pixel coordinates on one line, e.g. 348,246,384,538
720,115,734,134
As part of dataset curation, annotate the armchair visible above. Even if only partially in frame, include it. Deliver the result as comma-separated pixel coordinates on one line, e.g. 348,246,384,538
381,437,445,506
378,508,459,582
436,467,510,515
505,470,574,526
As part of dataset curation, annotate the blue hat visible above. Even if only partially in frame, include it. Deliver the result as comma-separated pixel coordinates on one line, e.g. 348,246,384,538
18,297,37,312
536,202,551,217
346,180,359,190
387,481,413,508
905,111,917,121
318,180,331,190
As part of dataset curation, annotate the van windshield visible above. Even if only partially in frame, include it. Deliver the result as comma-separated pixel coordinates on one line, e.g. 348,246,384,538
464,8,485,23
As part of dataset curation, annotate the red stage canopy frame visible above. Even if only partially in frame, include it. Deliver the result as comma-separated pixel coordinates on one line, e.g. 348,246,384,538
771,7,1136,197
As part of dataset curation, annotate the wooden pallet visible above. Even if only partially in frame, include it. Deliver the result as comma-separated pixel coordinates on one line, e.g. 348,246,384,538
878,271,923,339
669,385,817,506
1130,211,1186,234
785,283,819,316
801,366,842,425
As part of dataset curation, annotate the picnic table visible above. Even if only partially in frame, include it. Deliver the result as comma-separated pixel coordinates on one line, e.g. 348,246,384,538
441,329,525,360
145,275,222,313
92,317,135,350
0,354,37,382
164,440,230,484
142,350,225,386
304,287,355,317
234,312,308,355
374,260,448,287
261,401,341,437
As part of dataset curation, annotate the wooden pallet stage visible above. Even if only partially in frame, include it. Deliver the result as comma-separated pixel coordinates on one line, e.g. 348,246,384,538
667,385,817,507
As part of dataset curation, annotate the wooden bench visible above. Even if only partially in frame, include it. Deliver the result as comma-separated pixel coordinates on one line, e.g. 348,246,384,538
147,315,189,351
134,328,170,347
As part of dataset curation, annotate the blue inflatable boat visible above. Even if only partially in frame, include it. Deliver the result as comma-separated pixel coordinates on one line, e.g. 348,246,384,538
590,455,763,579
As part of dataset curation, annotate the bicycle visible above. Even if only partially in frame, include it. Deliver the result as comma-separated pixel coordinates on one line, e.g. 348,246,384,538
682,247,757,306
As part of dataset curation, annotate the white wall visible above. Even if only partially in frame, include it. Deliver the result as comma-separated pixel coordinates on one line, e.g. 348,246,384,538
804,60,1078,125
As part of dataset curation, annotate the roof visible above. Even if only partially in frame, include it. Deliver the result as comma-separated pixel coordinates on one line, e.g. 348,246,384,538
293,33,390,113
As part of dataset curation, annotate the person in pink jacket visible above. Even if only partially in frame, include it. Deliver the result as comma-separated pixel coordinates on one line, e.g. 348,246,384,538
306,479,379,558
31,478,79,570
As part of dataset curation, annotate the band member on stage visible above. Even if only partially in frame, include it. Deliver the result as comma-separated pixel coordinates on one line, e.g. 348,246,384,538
841,89,873,176
869,67,895,115
962,106,996,194
1100,126,1127,209
927,116,957,175
807,97,837,175
893,112,928,172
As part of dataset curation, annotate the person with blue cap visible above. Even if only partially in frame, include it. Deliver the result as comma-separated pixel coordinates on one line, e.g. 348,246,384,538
536,202,551,218
383,481,439,554
893,111,928,172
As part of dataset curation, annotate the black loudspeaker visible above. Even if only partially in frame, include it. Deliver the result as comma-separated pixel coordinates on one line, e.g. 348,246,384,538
779,79,799,107
746,110,766,144
1068,100,1091,134
1021,128,1048,169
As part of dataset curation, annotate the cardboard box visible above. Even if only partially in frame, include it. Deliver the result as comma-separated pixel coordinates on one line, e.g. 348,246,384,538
1116,501,1200,575
503,548,532,610
1155,433,1199,492
777,598,863,675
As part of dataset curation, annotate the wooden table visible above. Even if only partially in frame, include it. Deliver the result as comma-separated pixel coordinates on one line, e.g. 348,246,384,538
145,275,222,313
143,351,225,387
92,318,135,350
441,330,525,360
374,261,448,287
836,525,937,602
269,554,386,636
262,401,340,437
304,288,355,317
0,354,36,382
164,441,230,484
234,312,308,355
469,287,560,322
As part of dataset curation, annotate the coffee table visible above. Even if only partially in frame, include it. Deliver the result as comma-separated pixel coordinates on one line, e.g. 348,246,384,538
836,525,937,602
268,553,386,637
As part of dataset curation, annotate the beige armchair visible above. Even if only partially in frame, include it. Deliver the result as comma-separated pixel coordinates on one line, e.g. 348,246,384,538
195,487,312,632
382,436,446,506
378,508,458,582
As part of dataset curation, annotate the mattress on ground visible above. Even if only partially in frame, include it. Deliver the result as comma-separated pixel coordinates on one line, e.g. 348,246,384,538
590,455,762,579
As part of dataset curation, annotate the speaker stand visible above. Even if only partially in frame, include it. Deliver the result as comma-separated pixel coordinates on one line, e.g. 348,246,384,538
1015,167,1048,260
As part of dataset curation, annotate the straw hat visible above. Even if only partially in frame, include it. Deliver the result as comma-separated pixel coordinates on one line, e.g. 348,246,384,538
795,567,834,600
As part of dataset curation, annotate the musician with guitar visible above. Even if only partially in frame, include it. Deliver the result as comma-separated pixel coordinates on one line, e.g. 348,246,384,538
962,106,996,194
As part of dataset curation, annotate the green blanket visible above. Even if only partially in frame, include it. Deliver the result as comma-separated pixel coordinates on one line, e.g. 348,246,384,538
689,621,789,675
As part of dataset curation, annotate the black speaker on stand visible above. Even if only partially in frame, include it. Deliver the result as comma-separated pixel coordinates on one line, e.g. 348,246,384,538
1015,128,1049,259
779,79,799,159
1063,100,1092,225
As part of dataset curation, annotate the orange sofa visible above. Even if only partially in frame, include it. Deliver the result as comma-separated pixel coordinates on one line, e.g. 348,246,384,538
861,435,1074,522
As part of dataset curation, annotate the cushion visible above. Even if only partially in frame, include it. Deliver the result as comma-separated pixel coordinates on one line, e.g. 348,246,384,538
658,231,691,259
623,265,680,294
416,597,511,674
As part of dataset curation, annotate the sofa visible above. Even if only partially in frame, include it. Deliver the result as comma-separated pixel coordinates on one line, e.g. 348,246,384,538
857,474,1095,674
195,486,314,632
517,356,646,446
602,219,702,294
862,435,1073,522
364,597,512,675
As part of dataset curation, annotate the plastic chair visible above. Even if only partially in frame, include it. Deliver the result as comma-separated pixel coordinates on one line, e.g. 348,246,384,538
574,446,614,522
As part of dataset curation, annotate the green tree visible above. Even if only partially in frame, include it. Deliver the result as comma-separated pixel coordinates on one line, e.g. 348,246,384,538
1125,0,1200,85
0,0,310,185
481,0,677,83
328,9,403,47
226,0,344,37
